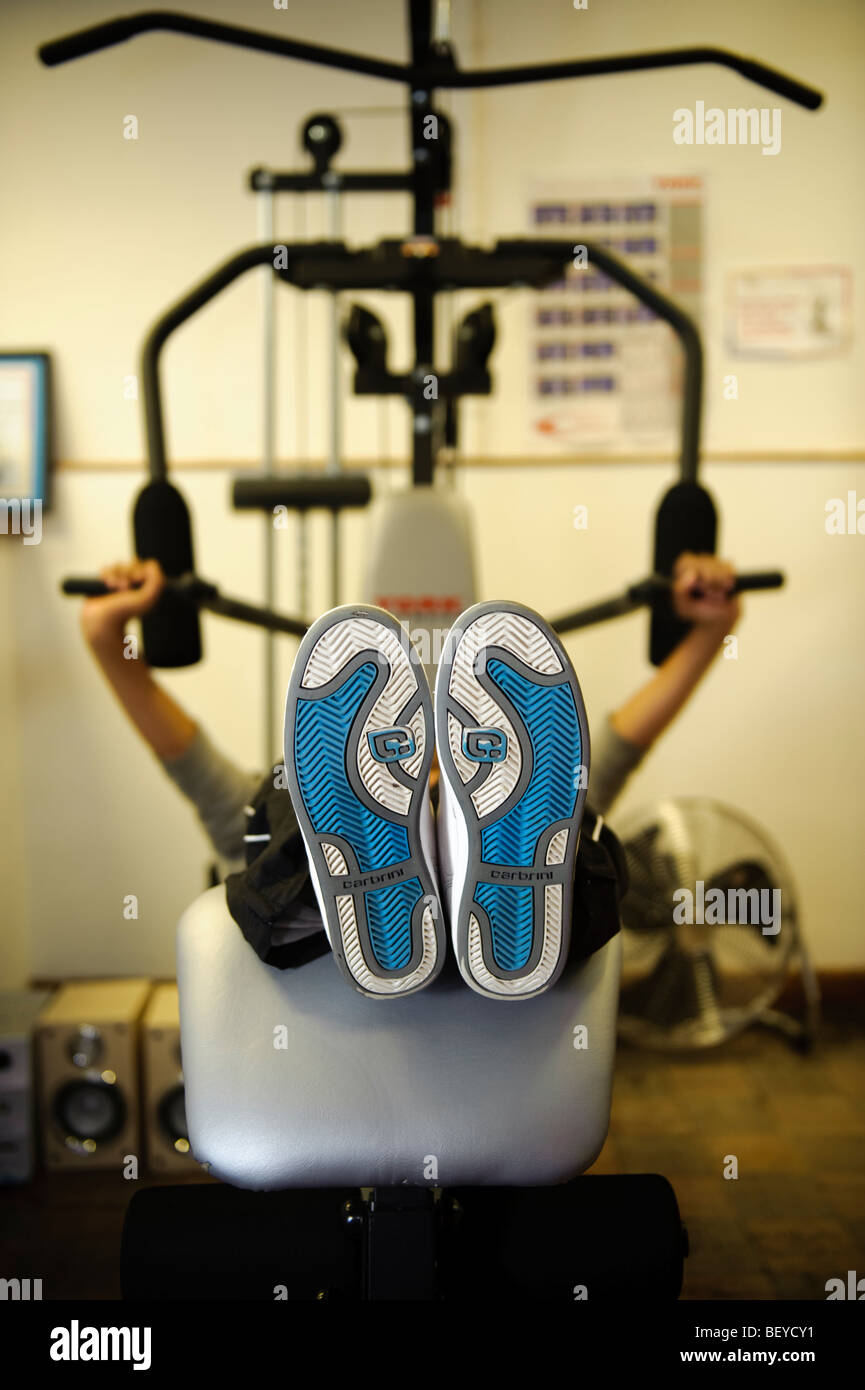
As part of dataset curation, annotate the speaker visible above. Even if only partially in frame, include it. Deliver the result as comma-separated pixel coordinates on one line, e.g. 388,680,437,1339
37,979,151,1171
0,990,53,1183
141,982,194,1174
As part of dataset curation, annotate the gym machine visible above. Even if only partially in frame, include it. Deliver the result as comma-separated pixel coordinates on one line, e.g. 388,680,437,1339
47,2,821,1300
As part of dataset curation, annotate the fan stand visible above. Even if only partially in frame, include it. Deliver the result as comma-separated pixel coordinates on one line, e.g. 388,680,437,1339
754,936,822,1053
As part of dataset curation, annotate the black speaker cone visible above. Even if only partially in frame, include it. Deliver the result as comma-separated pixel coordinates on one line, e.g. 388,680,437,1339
53,1079,126,1145
157,1084,188,1145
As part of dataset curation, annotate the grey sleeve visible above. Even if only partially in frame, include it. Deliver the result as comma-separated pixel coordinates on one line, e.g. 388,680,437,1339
588,715,648,817
160,725,263,862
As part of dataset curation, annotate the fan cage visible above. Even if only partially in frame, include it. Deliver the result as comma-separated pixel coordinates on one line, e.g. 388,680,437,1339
613,797,801,1050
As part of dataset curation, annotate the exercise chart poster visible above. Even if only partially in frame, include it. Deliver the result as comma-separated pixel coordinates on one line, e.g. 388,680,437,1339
527,176,704,451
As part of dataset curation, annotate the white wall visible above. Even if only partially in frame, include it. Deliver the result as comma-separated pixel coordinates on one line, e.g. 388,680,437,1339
1,0,863,981
0,547,31,987
465,0,865,458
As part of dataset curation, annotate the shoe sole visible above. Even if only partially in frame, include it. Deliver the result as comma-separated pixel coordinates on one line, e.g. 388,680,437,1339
284,605,445,997
435,600,590,999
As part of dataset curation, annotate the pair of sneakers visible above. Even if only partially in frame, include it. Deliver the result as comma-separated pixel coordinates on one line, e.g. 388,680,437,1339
283,599,590,1001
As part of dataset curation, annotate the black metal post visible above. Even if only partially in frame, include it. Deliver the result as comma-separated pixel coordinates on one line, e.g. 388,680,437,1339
409,0,437,486
142,243,278,483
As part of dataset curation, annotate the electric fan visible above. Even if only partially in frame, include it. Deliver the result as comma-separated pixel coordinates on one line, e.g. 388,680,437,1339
614,798,819,1051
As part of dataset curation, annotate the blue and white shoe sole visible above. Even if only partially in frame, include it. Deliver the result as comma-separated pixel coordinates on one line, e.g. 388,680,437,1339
284,605,445,998
435,601,590,1000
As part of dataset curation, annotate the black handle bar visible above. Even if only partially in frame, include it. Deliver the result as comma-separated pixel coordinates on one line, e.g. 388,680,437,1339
61,574,308,637
551,570,784,635
39,11,823,110
63,570,783,602
63,569,782,645
630,571,784,601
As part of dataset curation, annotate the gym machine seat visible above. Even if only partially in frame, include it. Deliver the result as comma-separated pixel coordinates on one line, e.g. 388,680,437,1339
176,884,620,1190
121,885,687,1300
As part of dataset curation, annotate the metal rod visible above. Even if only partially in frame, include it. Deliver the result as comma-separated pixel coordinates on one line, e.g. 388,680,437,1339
250,169,413,194
39,14,824,111
141,237,702,488
40,12,410,84
294,199,309,624
327,187,343,606
141,243,280,482
409,12,438,489
551,593,644,635
258,184,277,765
443,50,822,108
196,590,308,638
551,570,784,635
298,514,309,621
433,0,451,47
259,197,276,475
60,574,308,636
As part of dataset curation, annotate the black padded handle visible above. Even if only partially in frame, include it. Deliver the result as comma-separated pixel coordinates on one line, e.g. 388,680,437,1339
730,570,785,593
638,570,784,601
61,578,119,596
232,475,372,513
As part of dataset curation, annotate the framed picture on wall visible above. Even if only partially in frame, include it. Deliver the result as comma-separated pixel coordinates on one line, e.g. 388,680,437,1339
0,351,53,512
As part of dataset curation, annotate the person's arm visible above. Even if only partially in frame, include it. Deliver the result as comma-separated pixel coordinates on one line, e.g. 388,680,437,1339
79,559,198,760
79,559,261,861
588,554,741,816
610,552,740,750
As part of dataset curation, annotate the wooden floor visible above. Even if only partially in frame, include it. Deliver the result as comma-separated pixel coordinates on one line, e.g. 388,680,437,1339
2,1019,863,1301
591,1018,865,1299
